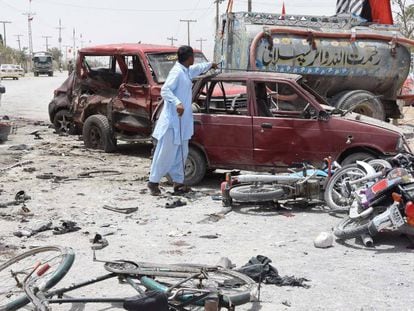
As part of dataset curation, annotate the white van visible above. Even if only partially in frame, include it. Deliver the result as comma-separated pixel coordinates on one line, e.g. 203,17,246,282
0,64,20,80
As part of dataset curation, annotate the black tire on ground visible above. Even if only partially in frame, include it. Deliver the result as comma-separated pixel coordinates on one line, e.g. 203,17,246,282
34,72,39,77
83,114,117,152
334,216,371,240
48,72,53,77
324,164,366,211
229,184,285,202
335,90,385,120
53,109,76,134
341,152,375,166
184,147,207,186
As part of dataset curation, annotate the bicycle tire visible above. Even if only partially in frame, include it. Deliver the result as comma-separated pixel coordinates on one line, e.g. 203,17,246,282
333,216,371,240
230,184,285,202
139,265,255,308
324,164,366,211
0,246,74,311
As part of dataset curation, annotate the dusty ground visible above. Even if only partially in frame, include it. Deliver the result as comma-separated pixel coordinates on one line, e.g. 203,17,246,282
1,74,414,310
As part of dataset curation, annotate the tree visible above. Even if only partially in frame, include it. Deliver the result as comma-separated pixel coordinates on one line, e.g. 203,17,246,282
49,47,62,62
393,0,414,39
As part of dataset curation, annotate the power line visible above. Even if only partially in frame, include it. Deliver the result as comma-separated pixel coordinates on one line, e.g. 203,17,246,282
196,38,207,51
179,19,197,46
0,21,12,46
167,36,178,46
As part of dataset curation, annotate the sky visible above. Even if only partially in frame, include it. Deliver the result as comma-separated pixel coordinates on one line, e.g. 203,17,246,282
1,0,339,59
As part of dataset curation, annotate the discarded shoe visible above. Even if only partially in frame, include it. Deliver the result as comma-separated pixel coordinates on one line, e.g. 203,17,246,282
90,234,109,250
173,183,192,194
165,199,187,209
148,182,161,196
53,221,81,235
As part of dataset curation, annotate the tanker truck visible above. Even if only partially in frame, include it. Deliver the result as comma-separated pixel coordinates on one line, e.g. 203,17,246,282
214,12,414,120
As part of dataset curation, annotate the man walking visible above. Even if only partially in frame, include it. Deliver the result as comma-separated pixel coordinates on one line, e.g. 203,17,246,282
148,46,217,195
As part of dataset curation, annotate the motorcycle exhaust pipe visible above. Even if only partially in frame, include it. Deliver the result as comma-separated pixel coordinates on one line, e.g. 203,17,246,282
360,233,374,247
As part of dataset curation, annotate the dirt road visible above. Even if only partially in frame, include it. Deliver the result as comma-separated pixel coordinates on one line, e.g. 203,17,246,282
1,75,414,310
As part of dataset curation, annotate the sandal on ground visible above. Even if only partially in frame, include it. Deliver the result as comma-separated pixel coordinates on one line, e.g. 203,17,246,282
90,234,109,250
53,221,81,235
165,199,187,209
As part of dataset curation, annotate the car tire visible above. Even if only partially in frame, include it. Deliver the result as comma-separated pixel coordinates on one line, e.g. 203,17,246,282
184,146,206,186
53,109,76,134
341,152,375,166
335,90,385,120
83,115,117,153
34,72,39,77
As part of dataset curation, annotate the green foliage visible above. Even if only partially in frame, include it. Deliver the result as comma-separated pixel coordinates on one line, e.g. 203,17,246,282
393,0,414,39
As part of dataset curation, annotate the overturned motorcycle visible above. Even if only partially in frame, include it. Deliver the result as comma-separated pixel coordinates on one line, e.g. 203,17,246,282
334,156,414,246
221,161,336,207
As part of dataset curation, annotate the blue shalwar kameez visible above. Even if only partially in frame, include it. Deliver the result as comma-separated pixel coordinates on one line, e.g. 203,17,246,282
149,61,212,184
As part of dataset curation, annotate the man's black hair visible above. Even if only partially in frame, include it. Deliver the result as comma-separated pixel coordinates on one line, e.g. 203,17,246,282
178,45,194,63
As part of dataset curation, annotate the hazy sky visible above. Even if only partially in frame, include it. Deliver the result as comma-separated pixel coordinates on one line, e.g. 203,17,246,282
1,0,338,59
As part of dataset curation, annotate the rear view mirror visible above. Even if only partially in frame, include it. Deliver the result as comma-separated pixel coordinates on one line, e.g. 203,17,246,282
318,110,330,121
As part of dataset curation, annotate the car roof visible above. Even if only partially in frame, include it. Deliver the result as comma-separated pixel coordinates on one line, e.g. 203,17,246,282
198,71,302,81
79,43,202,55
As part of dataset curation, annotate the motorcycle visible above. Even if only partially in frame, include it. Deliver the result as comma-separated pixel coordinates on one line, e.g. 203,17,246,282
334,163,414,245
221,160,337,207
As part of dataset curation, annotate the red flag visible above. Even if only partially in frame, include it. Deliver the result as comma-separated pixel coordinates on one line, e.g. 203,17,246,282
281,2,286,20
368,0,393,24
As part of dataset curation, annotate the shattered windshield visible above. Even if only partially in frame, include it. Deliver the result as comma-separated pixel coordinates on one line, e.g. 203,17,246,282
147,52,208,83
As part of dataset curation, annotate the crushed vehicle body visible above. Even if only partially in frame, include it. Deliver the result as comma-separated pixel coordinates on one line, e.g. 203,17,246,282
0,121,11,142
215,12,414,120
48,43,208,136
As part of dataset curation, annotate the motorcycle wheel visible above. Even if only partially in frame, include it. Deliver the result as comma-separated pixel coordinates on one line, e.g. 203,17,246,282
324,164,366,212
334,216,371,240
229,184,285,202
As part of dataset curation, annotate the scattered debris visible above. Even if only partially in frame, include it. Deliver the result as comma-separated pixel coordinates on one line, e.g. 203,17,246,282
0,190,31,208
0,160,34,172
282,300,292,307
236,255,310,288
8,144,33,151
314,232,334,248
167,230,191,238
199,234,220,239
165,199,187,209
78,170,121,178
103,205,138,214
36,173,69,182
90,234,108,250
53,221,81,235
216,257,235,269
13,221,53,238
22,167,36,173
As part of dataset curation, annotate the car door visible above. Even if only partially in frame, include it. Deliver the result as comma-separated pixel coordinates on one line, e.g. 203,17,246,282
191,78,254,167
252,80,341,168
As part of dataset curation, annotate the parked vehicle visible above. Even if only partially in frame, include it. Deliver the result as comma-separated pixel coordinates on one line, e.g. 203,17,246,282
333,154,414,245
48,43,208,134
13,65,25,77
0,64,20,80
32,51,54,77
215,12,414,120
0,83,4,105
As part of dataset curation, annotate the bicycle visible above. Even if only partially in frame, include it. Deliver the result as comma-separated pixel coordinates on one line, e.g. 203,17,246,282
0,246,256,311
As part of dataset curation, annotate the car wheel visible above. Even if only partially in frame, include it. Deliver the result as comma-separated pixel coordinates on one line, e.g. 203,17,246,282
53,109,75,134
83,115,117,153
184,147,206,186
341,152,375,166
335,90,385,120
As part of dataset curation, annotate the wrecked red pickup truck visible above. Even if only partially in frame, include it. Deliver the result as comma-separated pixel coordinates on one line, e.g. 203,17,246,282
48,43,207,139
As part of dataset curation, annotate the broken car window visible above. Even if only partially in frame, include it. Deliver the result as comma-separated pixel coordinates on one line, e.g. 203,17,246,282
202,81,248,115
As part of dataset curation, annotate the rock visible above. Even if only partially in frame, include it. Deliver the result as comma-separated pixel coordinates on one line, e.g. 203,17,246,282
314,232,333,248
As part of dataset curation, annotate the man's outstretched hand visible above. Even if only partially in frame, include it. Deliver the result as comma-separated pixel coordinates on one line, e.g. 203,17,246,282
176,103,184,116
211,63,219,70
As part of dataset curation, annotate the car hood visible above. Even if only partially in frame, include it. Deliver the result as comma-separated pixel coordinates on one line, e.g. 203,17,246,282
321,105,406,136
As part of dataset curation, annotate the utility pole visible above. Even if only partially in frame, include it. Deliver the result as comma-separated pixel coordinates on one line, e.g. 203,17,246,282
214,0,225,33
56,19,64,56
167,36,177,46
80,33,85,48
0,21,12,46
42,35,52,51
72,28,76,60
179,19,197,46
196,38,207,51
248,0,252,12
14,34,23,51
22,12,35,56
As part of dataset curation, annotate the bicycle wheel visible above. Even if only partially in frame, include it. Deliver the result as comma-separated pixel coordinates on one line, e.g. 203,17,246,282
0,246,74,311
324,164,366,211
230,184,285,202
139,265,256,308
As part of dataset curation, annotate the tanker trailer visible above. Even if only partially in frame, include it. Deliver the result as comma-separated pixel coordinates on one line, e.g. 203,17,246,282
214,12,414,120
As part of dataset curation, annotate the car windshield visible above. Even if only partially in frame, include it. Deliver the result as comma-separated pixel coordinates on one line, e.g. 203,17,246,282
299,79,329,106
34,56,52,63
147,52,208,83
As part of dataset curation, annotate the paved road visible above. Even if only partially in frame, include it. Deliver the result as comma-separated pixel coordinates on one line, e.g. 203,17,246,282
0,71,67,121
